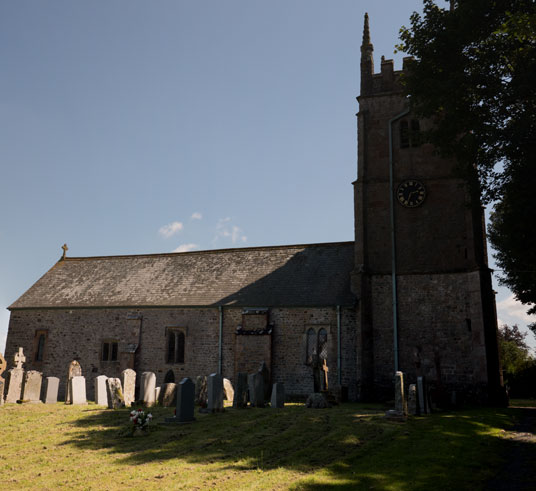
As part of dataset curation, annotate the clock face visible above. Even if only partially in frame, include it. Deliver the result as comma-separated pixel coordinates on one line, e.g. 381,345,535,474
397,180,426,208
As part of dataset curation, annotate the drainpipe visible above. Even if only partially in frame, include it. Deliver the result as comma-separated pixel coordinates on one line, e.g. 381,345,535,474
218,306,223,374
389,108,410,373
337,305,342,385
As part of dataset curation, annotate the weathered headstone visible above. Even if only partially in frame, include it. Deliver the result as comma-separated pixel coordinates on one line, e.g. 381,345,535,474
21,370,43,403
270,383,285,409
94,375,109,406
207,373,224,412
0,352,6,405
106,377,125,409
223,378,234,401
155,386,161,403
166,377,196,423
65,360,82,404
121,369,136,407
394,371,407,416
408,383,417,415
43,377,60,404
417,376,430,415
5,368,24,403
248,372,264,408
305,392,330,408
140,372,156,407
160,383,177,407
258,361,271,402
195,375,208,407
232,372,248,409
70,376,87,405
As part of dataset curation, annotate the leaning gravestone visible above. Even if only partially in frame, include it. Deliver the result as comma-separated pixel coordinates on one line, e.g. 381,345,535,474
94,375,109,406
22,370,43,403
70,376,87,405
195,375,208,407
65,360,82,404
408,384,417,415
223,378,234,401
258,361,271,402
140,372,156,407
207,373,224,412
233,372,248,409
248,372,265,408
121,369,136,407
43,377,60,404
0,352,6,405
270,383,285,409
5,347,26,403
106,378,125,409
166,377,195,423
160,383,177,407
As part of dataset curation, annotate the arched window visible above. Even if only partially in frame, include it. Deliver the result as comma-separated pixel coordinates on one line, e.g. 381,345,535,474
34,332,46,362
318,328,328,360
166,329,186,364
400,119,422,148
306,328,316,365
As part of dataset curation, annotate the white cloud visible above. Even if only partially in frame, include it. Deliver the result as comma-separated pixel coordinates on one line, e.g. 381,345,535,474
496,294,536,325
173,243,198,253
191,212,203,220
214,218,247,245
159,221,184,238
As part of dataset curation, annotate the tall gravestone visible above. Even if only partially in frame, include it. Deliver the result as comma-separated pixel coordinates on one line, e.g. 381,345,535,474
223,378,234,402
121,369,136,407
0,352,6,405
258,361,271,402
248,372,265,408
271,383,285,409
394,371,407,416
94,375,109,406
140,372,156,407
106,378,125,409
417,376,430,415
195,375,208,407
166,377,196,423
70,376,87,405
22,370,43,403
160,383,177,407
65,360,82,404
43,377,60,404
5,347,26,403
233,372,248,409
207,373,224,412
408,384,417,415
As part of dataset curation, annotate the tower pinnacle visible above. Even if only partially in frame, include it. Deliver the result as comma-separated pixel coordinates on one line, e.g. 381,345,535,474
360,13,374,95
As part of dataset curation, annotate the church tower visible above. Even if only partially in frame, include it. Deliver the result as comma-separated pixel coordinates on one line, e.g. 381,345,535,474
352,14,502,402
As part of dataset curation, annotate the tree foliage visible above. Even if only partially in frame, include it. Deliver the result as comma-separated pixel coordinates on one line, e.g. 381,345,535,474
398,0,536,314
497,324,533,390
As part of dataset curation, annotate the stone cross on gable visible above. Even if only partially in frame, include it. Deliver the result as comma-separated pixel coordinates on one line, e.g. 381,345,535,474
61,243,68,260
14,347,25,369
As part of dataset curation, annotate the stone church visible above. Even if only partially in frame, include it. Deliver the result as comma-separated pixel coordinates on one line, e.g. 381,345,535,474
5,16,502,403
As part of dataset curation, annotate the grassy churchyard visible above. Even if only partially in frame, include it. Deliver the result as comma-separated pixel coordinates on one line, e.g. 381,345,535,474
0,400,535,490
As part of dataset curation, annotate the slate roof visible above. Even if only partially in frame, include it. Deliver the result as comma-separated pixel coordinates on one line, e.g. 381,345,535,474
9,242,356,309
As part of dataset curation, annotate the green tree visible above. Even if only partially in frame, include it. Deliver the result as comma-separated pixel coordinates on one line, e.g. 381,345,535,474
497,324,533,388
398,0,536,314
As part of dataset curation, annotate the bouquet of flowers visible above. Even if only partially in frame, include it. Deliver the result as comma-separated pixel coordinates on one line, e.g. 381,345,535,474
130,408,153,433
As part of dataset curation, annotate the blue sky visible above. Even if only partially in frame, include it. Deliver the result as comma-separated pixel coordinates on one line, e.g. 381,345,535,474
1,0,534,356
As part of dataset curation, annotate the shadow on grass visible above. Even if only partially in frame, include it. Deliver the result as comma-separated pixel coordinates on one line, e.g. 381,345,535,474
63,403,536,490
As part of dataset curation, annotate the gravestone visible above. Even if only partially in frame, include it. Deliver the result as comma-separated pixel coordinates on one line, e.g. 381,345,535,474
140,372,156,407
207,373,224,412
155,386,161,402
43,377,60,404
223,378,234,401
0,352,6,405
195,375,208,407
121,369,136,407
305,392,330,408
22,370,43,403
248,372,264,408
5,368,24,403
417,376,430,415
258,361,271,402
65,360,82,404
270,383,285,409
70,376,87,405
160,383,177,407
94,375,108,406
166,377,195,423
106,378,125,409
394,371,407,416
232,372,248,409
408,384,417,415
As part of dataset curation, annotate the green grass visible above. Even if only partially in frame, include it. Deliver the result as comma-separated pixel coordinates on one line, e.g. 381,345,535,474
0,401,530,490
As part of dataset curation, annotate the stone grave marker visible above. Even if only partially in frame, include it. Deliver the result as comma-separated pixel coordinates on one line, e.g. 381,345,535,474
140,372,156,407
70,376,87,405
5,348,26,403
0,352,6,405
155,386,161,402
121,369,136,407
160,383,177,407
408,384,417,415
106,378,125,409
43,377,60,404
207,373,224,412
223,378,234,401
248,372,264,408
195,375,207,407
22,370,43,403
394,371,407,416
94,375,108,406
166,377,196,423
270,382,285,409
417,376,430,415
65,360,82,404
258,361,271,402
232,372,248,409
